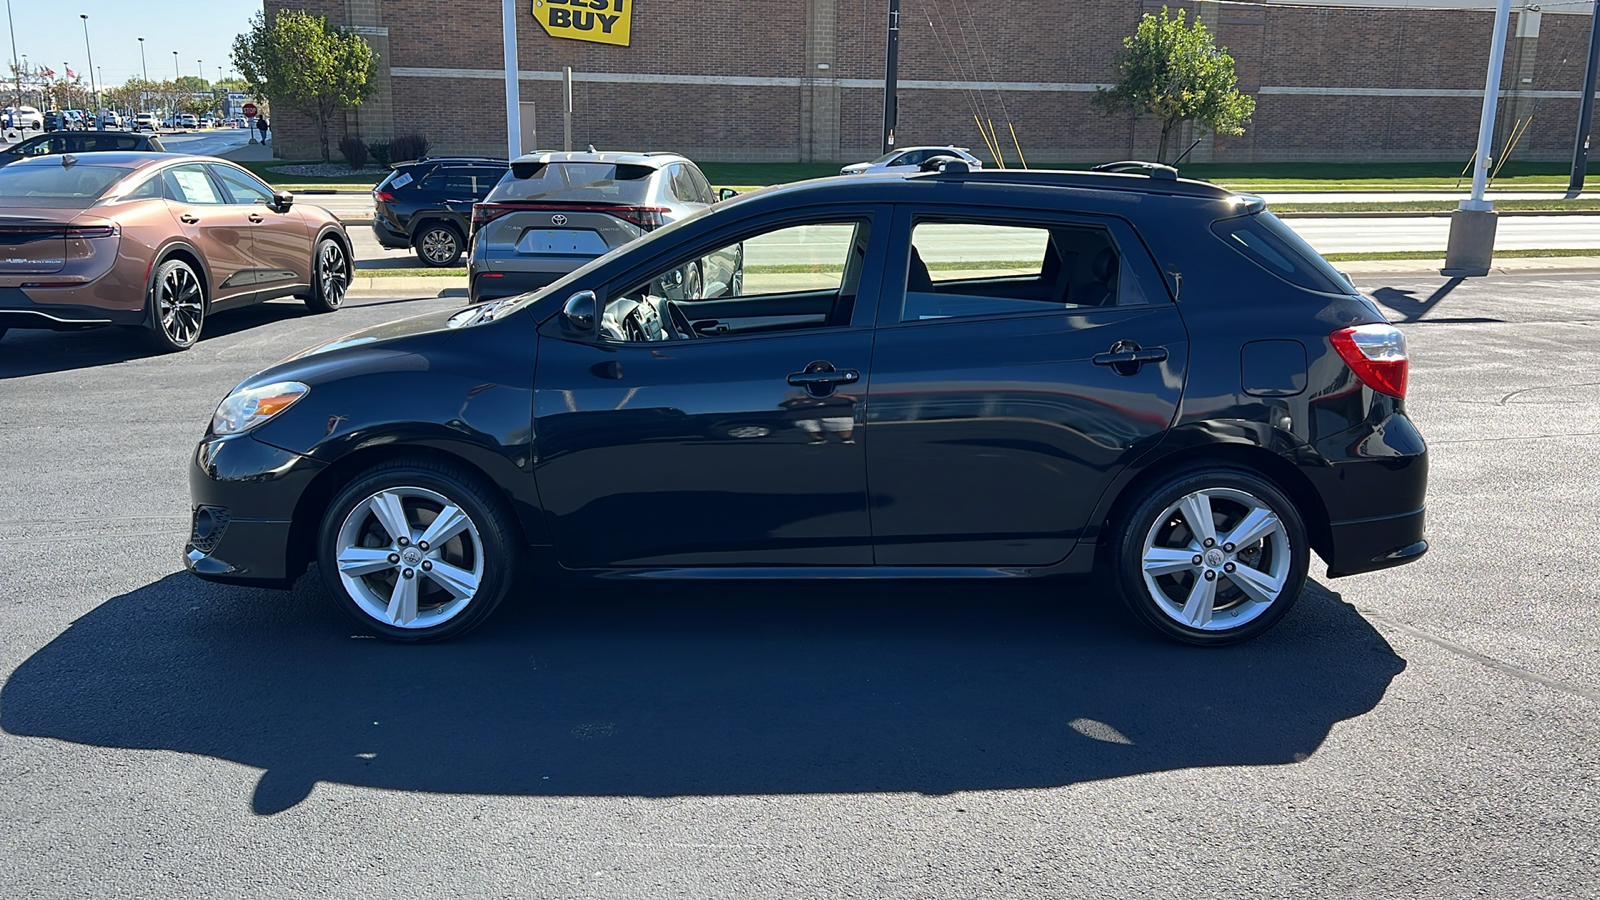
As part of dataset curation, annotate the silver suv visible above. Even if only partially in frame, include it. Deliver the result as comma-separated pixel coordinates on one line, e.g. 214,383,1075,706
468,150,731,303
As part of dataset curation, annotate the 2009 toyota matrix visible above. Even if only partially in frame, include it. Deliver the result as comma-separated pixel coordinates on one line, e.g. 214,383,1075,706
186,161,1427,645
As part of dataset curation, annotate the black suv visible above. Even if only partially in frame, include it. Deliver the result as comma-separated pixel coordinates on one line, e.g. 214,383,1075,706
372,157,508,267
0,130,165,165
187,160,1427,646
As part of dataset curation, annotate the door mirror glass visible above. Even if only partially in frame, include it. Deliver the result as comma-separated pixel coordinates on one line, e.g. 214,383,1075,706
272,189,294,212
562,290,598,334
717,187,738,201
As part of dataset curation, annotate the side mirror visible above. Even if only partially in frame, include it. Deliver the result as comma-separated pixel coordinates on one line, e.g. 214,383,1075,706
272,189,294,213
561,290,598,335
718,187,738,201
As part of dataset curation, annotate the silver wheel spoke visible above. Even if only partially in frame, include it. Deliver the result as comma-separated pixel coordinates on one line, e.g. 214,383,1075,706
1179,573,1217,627
1178,492,1217,546
367,491,413,544
1142,545,1198,577
417,505,470,548
385,572,420,625
421,559,478,600
1224,563,1284,606
1223,507,1280,550
336,546,395,577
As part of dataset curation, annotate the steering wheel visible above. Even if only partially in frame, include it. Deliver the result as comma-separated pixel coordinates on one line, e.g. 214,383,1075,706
664,300,699,340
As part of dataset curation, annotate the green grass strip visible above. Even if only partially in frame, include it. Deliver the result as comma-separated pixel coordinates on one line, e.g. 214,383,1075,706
1323,248,1600,262
1274,199,1600,214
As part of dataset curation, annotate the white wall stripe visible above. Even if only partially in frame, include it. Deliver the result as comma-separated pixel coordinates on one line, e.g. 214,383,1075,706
390,67,1600,99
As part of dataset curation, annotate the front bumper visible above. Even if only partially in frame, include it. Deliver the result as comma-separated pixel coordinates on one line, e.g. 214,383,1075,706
185,433,326,587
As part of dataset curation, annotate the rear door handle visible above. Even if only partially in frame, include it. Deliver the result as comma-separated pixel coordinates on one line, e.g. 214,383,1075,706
1093,348,1167,366
179,214,200,224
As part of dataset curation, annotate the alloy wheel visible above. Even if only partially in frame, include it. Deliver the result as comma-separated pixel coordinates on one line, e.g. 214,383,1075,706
158,263,204,346
419,227,460,266
333,486,486,629
1138,487,1291,631
318,240,348,308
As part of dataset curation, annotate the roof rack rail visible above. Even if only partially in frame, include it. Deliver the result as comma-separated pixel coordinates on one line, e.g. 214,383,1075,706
1091,160,1179,180
415,155,510,164
919,165,1232,199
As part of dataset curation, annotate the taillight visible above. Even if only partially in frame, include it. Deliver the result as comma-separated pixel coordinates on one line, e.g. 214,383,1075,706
616,207,669,231
471,202,518,235
64,224,118,239
374,191,395,203
1331,324,1408,398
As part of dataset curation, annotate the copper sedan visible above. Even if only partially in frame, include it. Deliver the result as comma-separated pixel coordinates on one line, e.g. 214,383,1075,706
0,152,351,350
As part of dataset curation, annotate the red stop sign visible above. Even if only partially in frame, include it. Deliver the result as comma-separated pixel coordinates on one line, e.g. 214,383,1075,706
243,103,258,118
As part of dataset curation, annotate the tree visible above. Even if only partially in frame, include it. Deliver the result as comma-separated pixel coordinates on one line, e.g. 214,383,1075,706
232,10,377,161
1092,7,1255,163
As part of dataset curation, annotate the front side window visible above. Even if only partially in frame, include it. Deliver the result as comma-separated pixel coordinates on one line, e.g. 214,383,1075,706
210,165,274,205
602,220,869,342
900,220,1129,322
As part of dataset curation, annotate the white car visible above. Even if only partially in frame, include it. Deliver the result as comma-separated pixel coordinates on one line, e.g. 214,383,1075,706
177,113,198,129
133,113,159,132
840,146,984,176
4,106,43,130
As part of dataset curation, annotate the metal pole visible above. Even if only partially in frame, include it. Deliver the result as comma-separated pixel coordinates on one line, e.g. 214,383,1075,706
502,0,521,159
6,0,21,112
1569,1,1600,194
563,66,573,152
80,15,98,128
1465,0,1513,209
138,38,147,114
882,0,899,154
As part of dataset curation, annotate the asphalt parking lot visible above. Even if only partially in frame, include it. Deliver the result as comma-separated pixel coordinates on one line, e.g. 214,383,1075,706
1,274,1596,897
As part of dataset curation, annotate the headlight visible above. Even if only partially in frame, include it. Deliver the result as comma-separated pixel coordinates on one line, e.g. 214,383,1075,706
212,381,309,435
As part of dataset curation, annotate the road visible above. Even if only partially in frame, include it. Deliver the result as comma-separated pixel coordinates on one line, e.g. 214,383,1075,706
0,273,1596,897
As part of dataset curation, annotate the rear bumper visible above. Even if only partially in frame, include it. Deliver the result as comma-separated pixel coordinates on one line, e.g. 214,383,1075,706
470,269,574,303
371,217,410,250
0,290,143,330
1325,507,1427,577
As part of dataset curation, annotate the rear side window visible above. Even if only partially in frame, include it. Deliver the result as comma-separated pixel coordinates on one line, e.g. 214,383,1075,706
0,163,131,207
489,162,654,203
421,167,500,197
1212,211,1348,294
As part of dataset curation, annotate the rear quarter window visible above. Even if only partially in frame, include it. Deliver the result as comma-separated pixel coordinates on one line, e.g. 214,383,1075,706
1212,211,1349,295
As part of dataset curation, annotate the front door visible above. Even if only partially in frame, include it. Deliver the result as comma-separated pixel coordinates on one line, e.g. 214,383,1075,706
533,211,887,568
209,162,310,288
866,208,1188,566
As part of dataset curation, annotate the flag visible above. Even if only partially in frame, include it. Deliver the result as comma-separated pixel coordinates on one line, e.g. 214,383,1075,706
65,67,75,80
40,67,53,79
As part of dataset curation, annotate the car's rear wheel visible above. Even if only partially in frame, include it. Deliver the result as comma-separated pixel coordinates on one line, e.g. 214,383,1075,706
1113,467,1309,646
305,237,348,313
415,224,463,267
684,262,704,299
317,459,517,642
142,258,206,351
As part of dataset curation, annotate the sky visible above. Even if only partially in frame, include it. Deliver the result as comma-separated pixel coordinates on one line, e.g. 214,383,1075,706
2,0,263,87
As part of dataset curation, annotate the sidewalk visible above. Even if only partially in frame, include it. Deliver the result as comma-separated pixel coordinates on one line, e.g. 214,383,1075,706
219,141,275,162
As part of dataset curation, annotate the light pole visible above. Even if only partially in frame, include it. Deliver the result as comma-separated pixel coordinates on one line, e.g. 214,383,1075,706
1442,0,1514,277
79,15,99,129
138,37,148,113
6,0,22,114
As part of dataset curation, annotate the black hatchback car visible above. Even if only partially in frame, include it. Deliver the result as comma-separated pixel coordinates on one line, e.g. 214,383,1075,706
0,130,165,165
186,162,1427,645
371,156,508,266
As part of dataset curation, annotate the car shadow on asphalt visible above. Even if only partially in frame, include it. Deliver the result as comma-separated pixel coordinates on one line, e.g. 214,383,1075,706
0,301,316,379
0,570,1405,815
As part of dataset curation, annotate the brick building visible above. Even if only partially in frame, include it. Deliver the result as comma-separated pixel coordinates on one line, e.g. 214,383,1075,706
263,0,1599,165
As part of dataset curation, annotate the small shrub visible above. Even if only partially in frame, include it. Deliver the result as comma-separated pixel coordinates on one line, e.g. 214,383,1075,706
367,140,392,168
338,136,369,169
389,133,430,163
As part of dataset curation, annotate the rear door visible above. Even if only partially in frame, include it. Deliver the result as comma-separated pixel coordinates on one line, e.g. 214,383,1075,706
160,163,261,302
865,206,1188,566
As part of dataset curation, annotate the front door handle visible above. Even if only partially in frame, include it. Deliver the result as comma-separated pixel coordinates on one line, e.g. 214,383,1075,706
179,213,200,224
1093,342,1168,375
787,369,860,387
248,213,264,223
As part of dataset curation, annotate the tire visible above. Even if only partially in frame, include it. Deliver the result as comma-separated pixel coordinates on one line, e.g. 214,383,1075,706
414,223,463,268
141,258,206,351
1112,466,1309,646
684,262,704,299
305,237,348,313
316,458,517,642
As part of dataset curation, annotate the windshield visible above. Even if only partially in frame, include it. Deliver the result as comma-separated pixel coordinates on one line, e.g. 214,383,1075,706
868,150,901,164
0,163,132,208
488,162,655,203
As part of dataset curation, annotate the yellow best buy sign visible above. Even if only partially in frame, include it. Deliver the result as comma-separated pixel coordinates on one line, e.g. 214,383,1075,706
531,0,632,47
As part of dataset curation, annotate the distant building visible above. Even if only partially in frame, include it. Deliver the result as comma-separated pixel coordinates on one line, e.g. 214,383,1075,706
265,0,1590,164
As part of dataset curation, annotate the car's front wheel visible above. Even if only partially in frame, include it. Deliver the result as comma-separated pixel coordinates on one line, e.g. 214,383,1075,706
305,237,348,313
317,459,517,642
415,224,463,267
142,258,206,351
1113,466,1309,646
